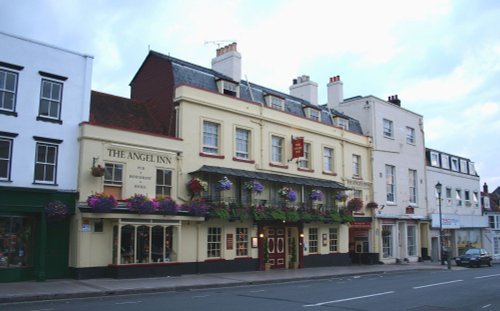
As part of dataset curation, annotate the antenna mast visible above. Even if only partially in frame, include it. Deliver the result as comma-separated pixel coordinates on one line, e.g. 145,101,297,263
204,40,237,48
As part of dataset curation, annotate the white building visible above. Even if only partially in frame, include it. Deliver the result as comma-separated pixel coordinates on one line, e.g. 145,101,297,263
329,84,428,263
426,148,485,260
0,32,93,282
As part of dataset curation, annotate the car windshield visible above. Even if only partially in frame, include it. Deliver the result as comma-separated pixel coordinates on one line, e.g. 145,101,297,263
465,249,480,255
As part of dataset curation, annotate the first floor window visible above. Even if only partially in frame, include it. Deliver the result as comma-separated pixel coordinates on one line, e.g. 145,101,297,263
203,121,220,154
407,225,417,256
386,165,395,203
116,225,174,264
34,142,58,184
271,135,284,163
329,228,338,252
156,169,172,197
104,163,123,199
208,227,222,258
323,147,334,173
406,126,415,144
0,137,13,180
308,228,318,253
235,128,250,159
456,189,462,206
0,215,35,268
383,119,393,138
236,228,249,256
382,225,393,258
298,142,311,169
352,154,361,177
409,169,417,204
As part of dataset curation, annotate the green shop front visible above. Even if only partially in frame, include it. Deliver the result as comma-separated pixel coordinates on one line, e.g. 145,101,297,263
0,186,75,282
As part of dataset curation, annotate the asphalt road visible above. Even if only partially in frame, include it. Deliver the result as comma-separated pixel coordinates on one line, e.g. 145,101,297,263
3,266,500,311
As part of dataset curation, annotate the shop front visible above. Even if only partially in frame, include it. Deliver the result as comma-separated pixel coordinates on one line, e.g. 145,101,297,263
0,186,75,282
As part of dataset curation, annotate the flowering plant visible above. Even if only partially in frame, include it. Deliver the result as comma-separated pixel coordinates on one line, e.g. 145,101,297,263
278,187,297,202
310,189,323,201
87,192,118,212
180,200,208,216
244,180,264,194
45,200,70,219
347,197,364,212
156,196,178,214
188,177,208,194
126,194,159,213
91,164,105,177
216,176,233,191
366,201,378,209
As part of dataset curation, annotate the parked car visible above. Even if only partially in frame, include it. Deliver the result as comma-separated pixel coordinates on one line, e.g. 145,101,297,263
455,248,492,267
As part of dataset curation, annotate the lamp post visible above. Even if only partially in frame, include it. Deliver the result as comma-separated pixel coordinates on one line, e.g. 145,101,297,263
435,181,451,270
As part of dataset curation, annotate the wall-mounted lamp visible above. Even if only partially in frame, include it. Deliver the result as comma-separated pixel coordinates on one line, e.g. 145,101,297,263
299,233,304,238
259,233,264,238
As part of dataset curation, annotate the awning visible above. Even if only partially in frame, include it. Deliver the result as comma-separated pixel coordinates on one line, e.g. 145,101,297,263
191,165,348,190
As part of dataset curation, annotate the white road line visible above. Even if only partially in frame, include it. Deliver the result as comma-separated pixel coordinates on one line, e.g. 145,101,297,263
192,295,210,298
475,273,500,279
482,304,491,308
115,301,142,304
31,309,54,311
413,280,463,289
303,291,395,307
249,290,265,293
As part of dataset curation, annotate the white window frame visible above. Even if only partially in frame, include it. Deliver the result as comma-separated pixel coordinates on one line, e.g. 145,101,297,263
460,159,468,174
207,227,222,258
156,168,172,197
336,117,348,130
352,154,361,177
34,142,58,184
271,135,284,164
406,126,415,144
216,80,239,97
382,225,393,258
409,169,417,205
202,120,220,154
451,157,459,171
407,225,417,256
469,162,476,175
445,187,452,206
298,142,311,169
235,127,250,160
441,154,449,169
265,95,285,110
104,163,123,185
430,151,439,167
329,227,338,252
323,147,334,173
308,228,318,253
386,165,396,203
306,108,321,121
473,191,479,207
464,190,471,207
0,137,13,181
39,79,63,120
0,69,18,112
236,227,249,257
456,189,462,206
383,119,394,138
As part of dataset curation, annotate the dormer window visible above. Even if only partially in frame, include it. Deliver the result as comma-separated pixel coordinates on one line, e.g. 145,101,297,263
305,107,321,121
265,94,285,110
334,117,348,130
216,79,239,97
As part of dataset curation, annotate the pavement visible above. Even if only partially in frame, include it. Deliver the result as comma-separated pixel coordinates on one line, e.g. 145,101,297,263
0,261,460,304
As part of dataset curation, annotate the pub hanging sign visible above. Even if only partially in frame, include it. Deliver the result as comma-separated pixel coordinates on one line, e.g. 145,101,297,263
291,136,304,159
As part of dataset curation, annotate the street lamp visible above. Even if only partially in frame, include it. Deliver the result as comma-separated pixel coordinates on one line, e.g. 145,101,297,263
435,181,451,270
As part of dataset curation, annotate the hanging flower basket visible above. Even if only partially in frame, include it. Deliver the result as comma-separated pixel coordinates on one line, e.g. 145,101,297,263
335,192,348,201
126,194,158,213
310,189,323,201
244,180,264,194
216,176,233,191
45,200,70,221
87,192,118,212
347,198,364,212
188,177,208,195
91,165,105,177
278,187,297,202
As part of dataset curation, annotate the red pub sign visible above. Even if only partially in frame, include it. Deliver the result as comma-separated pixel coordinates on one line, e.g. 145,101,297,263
292,136,304,159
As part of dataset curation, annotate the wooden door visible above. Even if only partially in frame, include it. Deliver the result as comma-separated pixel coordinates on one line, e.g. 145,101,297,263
267,227,286,269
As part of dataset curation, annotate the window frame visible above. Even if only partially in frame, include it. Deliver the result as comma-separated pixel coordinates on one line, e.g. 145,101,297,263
335,117,348,130
455,189,462,206
406,126,415,144
386,164,396,203
0,136,14,181
323,147,334,173
271,135,285,164
265,95,285,110
383,119,394,138
38,78,63,121
460,159,468,174
236,227,249,257
306,108,321,121
235,127,251,160
156,168,172,197
202,120,221,155
33,142,58,184
408,169,417,205
298,142,311,169
0,68,19,114
430,151,439,167
450,157,459,171
407,225,417,256
352,154,361,178
207,227,222,258
441,154,450,169
329,227,338,252
469,162,476,175
382,225,393,258
308,227,318,253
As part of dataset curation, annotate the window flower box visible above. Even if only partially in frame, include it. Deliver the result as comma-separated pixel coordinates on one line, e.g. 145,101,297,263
126,194,158,214
87,192,118,212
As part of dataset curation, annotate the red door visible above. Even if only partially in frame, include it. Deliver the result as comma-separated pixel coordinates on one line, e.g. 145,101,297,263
267,227,286,269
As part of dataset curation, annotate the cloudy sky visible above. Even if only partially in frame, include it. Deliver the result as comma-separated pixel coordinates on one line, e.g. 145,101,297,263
2,0,499,188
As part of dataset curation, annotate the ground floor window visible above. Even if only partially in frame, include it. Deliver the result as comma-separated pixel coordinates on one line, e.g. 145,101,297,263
308,228,318,253
208,227,222,258
0,215,34,268
236,228,249,256
329,227,338,252
382,225,393,258
407,225,417,256
114,224,175,264
494,237,500,256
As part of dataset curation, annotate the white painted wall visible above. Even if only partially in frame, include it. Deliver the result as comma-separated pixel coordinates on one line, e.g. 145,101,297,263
0,32,93,190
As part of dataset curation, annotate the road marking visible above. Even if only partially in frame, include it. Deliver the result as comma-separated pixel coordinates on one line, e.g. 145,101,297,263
249,290,265,293
303,291,395,307
115,301,141,305
475,273,500,279
482,304,491,308
31,309,54,311
192,295,210,298
413,280,463,289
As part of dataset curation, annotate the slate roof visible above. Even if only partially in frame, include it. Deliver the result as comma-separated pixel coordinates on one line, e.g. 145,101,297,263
148,51,364,135
89,91,163,134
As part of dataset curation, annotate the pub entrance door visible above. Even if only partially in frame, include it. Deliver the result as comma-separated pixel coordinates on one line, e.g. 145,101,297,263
266,226,286,269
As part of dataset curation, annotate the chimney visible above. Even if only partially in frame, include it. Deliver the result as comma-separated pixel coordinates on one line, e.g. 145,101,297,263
327,75,344,109
483,182,489,194
387,94,401,106
211,42,241,82
289,75,318,105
